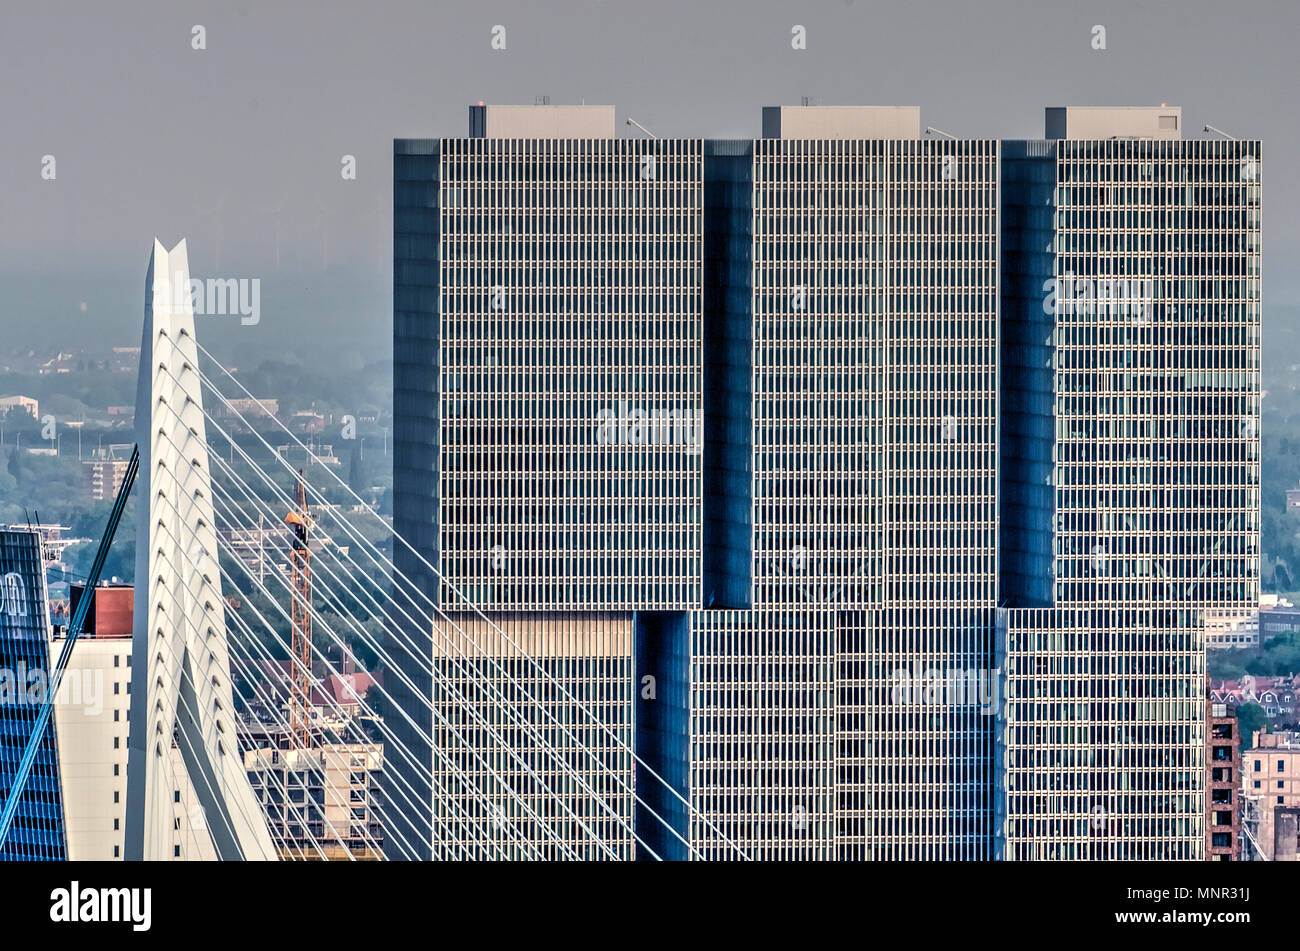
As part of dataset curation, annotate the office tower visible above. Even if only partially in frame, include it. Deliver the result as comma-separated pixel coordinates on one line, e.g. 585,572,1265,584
688,109,1001,859
997,107,1261,860
394,103,1259,861
0,529,66,860
395,105,701,858
430,613,633,860
398,105,703,613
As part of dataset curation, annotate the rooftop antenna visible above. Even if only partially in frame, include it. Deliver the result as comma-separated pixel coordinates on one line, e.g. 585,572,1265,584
625,117,659,140
926,126,957,140
1203,124,1238,140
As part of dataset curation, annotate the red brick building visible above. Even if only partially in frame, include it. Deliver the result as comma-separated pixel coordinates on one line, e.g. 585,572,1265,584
69,582,133,636
1207,701,1241,860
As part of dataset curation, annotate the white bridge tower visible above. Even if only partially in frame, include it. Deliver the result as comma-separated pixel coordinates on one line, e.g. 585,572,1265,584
124,239,277,860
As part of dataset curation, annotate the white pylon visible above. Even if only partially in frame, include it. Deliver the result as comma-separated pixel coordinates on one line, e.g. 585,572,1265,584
124,239,277,861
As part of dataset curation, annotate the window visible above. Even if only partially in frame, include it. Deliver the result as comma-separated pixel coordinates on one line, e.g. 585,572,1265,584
114,846,120,858
1280,760,1286,772
174,790,181,803
1279,781,1285,790
1254,760,1262,771
174,845,180,857
1254,780,1261,789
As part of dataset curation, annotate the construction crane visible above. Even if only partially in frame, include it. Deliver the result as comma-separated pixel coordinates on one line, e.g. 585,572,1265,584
285,470,313,748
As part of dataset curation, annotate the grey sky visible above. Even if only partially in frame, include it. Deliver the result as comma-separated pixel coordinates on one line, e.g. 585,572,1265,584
1,0,1294,360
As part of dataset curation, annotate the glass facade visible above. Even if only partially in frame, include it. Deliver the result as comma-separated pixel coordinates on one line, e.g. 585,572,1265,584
0,530,67,861
429,613,633,860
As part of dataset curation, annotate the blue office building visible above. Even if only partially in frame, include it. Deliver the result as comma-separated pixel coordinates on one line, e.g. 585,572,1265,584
0,529,67,860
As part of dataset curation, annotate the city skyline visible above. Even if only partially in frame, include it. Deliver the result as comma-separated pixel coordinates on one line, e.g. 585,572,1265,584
0,0,1295,367
0,1,1293,940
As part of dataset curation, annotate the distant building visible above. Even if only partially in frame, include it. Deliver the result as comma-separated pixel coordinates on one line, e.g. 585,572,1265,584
290,412,325,434
243,743,384,860
83,444,134,501
109,347,140,373
0,395,38,418
1247,731,1300,860
276,442,339,467
1259,597,1300,640
1205,608,1261,650
1207,702,1241,860
1210,674,1300,717
37,352,75,375
1287,483,1300,513
216,397,279,420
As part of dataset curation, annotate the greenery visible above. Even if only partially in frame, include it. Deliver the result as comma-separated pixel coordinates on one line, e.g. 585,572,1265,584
1236,703,1267,751
1208,631,1300,680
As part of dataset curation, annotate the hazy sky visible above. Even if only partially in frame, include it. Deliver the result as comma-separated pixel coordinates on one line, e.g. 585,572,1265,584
1,0,1294,361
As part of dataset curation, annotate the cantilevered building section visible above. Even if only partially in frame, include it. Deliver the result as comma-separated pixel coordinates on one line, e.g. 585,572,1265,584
400,105,705,614
997,108,1261,860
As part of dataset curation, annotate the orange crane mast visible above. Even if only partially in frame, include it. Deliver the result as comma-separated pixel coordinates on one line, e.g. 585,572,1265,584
286,470,313,748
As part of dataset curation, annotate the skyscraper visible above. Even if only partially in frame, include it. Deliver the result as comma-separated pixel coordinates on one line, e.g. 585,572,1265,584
396,106,703,858
996,107,1261,860
688,112,1001,859
393,103,1259,861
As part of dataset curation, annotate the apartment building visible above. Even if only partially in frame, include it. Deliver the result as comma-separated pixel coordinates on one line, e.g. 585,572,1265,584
244,743,383,860
1207,702,1241,859
1248,731,1300,860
